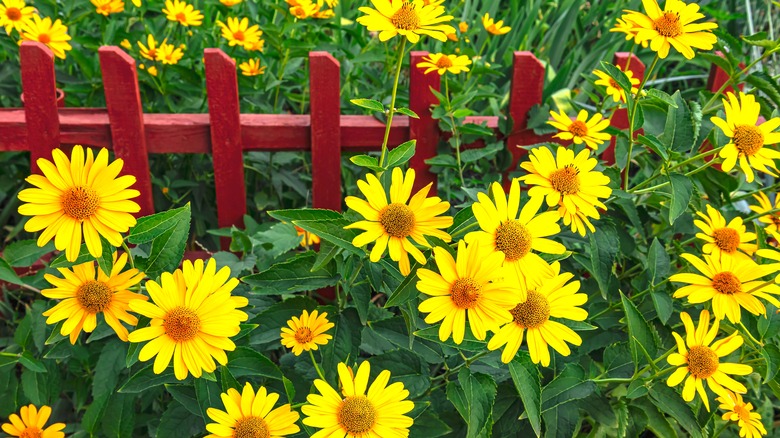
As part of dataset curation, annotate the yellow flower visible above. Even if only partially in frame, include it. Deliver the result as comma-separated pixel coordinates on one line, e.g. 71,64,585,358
132,0,140,6
295,225,320,246
280,309,334,355
128,258,249,380
694,204,757,260
120,38,131,49
302,361,414,437
356,0,455,43
345,167,453,276
138,34,161,60
287,0,318,19
216,16,263,50
156,41,183,65
205,383,300,438
17,146,140,262
0,0,35,34
465,179,564,288
593,66,640,103
162,0,203,26
219,0,242,5
92,0,125,16
488,261,587,365
609,16,648,47
318,0,337,7
520,146,612,236
1,404,65,438
670,253,780,323
750,191,780,241
42,252,145,344
458,21,468,33
482,13,510,35
21,15,72,59
713,92,780,183
666,310,751,411
417,241,517,344
238,58,265,76
416,53,471,75
716,391,767,438
548,109,611,149
147,65,158,76
623,0,717,59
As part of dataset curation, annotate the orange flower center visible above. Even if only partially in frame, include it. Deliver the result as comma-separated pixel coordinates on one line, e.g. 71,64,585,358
450,278,481,309
338,396,376,434
391,3,420,31
711,271,742,295
76,280,113,313
435,56,453,68
653,12,683,37
510,290,550,329
233,30,245,41
494,220,532,262
62,186,100,220
37,32,51,44
733,404,752,422
568,120,589,137
686,345,719,379
294,327,313,344
549,165,581,195
609,78,620,90
20,428,43,438
176,12,187,22
6,7,21,20
712,227,740,253
163,306,201,342
733,125,764,156
233,416,269,438
378,203,416,238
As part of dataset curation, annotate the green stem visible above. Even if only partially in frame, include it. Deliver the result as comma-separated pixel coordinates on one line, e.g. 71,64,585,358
629,146,724,192
631,159,716,195
738,321,764,347
309,349,326,381
378,38,407,169
700,50,775,114
121,240,135,269
444,76,466,186
624,54,660,190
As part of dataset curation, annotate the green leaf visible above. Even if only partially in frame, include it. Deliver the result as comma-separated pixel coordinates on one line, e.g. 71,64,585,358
648,382,703,438
93,340,127,399
541,364,596,412
761,344,780,383
312,240,340,272
0,257,25,286
508,354,542,436
386,140,416,169
321,308,362,373
647,238,670,287
414,326,484,352
658,91,694,154
156,402,201,438
698,52,734,77
645,89,679,108
267,208,342,223
131,204,191,279
350,154,385,172
195,378,222,421
95,235,114,277
18,352,46,373
598,62,633,97
636,134,669,161
620,291,658,368
165,385,202,416
350,98,385,112
408,410,453,437
225,347,283,379
667,173,693,225
384,266,420,308
242,251,339,294
744,71,780,107
48,243,94,269
368,350,430,398
128,204,191,244
101,393,136,438
2,240,54,267
292,218,361,255
395,107,420,118
119,365,183,393
588,224,618,299
741,31,780,49
447,368,496,438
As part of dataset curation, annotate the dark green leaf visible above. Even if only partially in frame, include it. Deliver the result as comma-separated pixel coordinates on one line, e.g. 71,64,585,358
242,251,339,294
447,368,496,438
620,291,658,368
761,344,780,383
541,364,595,412
658,91,694,154
0,257,25,286
509,354,542,436
386,140,416,169
350,155,385,172
648,383,703,438
226,347,283,379
128,204,191,244
667,173,693,225
2,240,54,267
267,208,342,223
119,364,183,393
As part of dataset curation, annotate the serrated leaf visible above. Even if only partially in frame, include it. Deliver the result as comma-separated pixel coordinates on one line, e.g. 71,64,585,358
128,204,191,244
667,173,692,225
268,208,342,223
620,291,658,369
242,251,339,294
658,91,694,154
508,354,542,436
0,257,25,286
292,218,361,255
385,140,416,169
2,240,54,267
648,383,703,438
447,369,496,438
540,364,595,412
647,238,670,286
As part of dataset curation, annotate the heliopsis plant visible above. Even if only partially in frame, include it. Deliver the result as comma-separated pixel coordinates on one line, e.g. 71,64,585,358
280,309,334,355
91,0,125,16
547,109,612,149
239,58,265,76
716,391,767,438
216,17,263,50
20,15,72,59
623,0,718,59
416,52,471,75
593,66,640,103
1,405,65,438
482,13,511,35
694,204,757,260
162,0,203,26
356,0,455,43
0,0,34,34
750,191,780,242
205,383,300,438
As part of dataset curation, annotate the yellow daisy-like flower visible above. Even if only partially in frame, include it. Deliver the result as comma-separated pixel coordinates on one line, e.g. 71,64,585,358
520,146,613,236
458,21,468,33
246,38,265,52
750,192,780,241
694,204,757,260
216,17,263,50
287,0,318,19
487,261,587,365
548,109,611,150
132,0,140,6
127,258,249,380
42,252,145,344
465,179,564,287
624,0,717,59
295,225,320,246
302,361,414,438
712,92,780,183
593,66,640,103
416,53,471,75
120,38,131,50
356,0,455,43
345,167,453,276
205,382,300,438
1,404,65,438
609,16,646,46
219,0,242,5
665,310,751,411
147,65,158,76
138,34,161,60
481,13,510,35
670,253,780,323
417,240,517,344
0,0,35,34
280,309,334,356
21,15,72,59
91,0,125,16
716,391,767,438
239,58,265,77
162,0,203,26
17,146,140,262
156,41,183,65
318,0,337,7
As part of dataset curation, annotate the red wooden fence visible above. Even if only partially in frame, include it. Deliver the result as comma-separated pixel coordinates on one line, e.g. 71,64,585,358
1,42,732,250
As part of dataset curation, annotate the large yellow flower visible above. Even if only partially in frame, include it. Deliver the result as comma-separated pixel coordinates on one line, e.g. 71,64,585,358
416,53,471,75
716,391,767,438
1,405,65,438
487,261,587,365
302,361,414,438
280,309,334,356
345,167,453,276
239,58,266,77
156,41,183,65
205,383,300,438
17,146,140,262
42,252,145,344
609,16,647,47
356,0,455,43
162,0,203,26
91,0,125,16
548,109,611,150
21,15,72,59
216,17,263,50
750,191,780,241
713,92,780,183
219,0,242,5
128,259,249,380
465,179,564,287
138,34,161,60
624,0,717,59
670,253,780,323
417,240,517,344
481,13,510,35
520,146,612,236
666,310,751,411
593,66,640,104
0,0,35,34
694,204,757,260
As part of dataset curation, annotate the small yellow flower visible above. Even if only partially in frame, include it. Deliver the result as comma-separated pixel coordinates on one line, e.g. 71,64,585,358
286,0,318,19
137,34,160,60
1,404,65,438
482,13,510,35
750,191,780,241
156,41,183,65
246,38,265,52
295,225,320,246
0,0,35,34
206,383,300,437
623,0,717,59
216,16,263,50
92,0,125,16
280,310,334,356
593,66,640,103
162,0,203,26
21,15,72,59
547,109,611,149
239,58,266,76
132,0,140,6
717,391,768,438
120,38,132,50
458,21,468,33
357,0,455,43
220,0,242,5
416,53,471,75
147,65,158,76
610,16,647,47
694,204,757,260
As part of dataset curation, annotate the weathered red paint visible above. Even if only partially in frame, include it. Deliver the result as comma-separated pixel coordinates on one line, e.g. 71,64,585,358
20,41,60,173
309,52,343,212
603,52,646,167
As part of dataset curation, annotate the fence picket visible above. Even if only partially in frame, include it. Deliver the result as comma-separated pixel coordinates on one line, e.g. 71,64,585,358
20,41,60,173
603,52,646,167
309,52,342,212
409,51,441,194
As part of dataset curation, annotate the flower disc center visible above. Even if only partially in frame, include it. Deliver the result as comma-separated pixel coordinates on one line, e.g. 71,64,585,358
163,306,201,342
338,395,377,435
436,56,453,68
379,203,416,238
510,290,550,329
6,7,21,20
391,3,420,31
20,427,43,438
494,220,532,262
450,278,481,309
711,271,742,295
62,186,100,221
294,327,313,344
568,120,589,137
687,345,719,379
654,12,683,37
76,280,112,313
549,165,581,195
712,227,740,253
733,125,764,156
233,416,270,438
233,30,245,41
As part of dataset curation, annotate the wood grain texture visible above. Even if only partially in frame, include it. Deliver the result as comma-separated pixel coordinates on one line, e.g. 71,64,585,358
20,42,60,172
309,52,342,212
409,51,441,194
603,52,645,167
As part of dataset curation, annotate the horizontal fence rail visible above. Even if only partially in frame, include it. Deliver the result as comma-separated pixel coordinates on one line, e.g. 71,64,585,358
1,41,736,249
